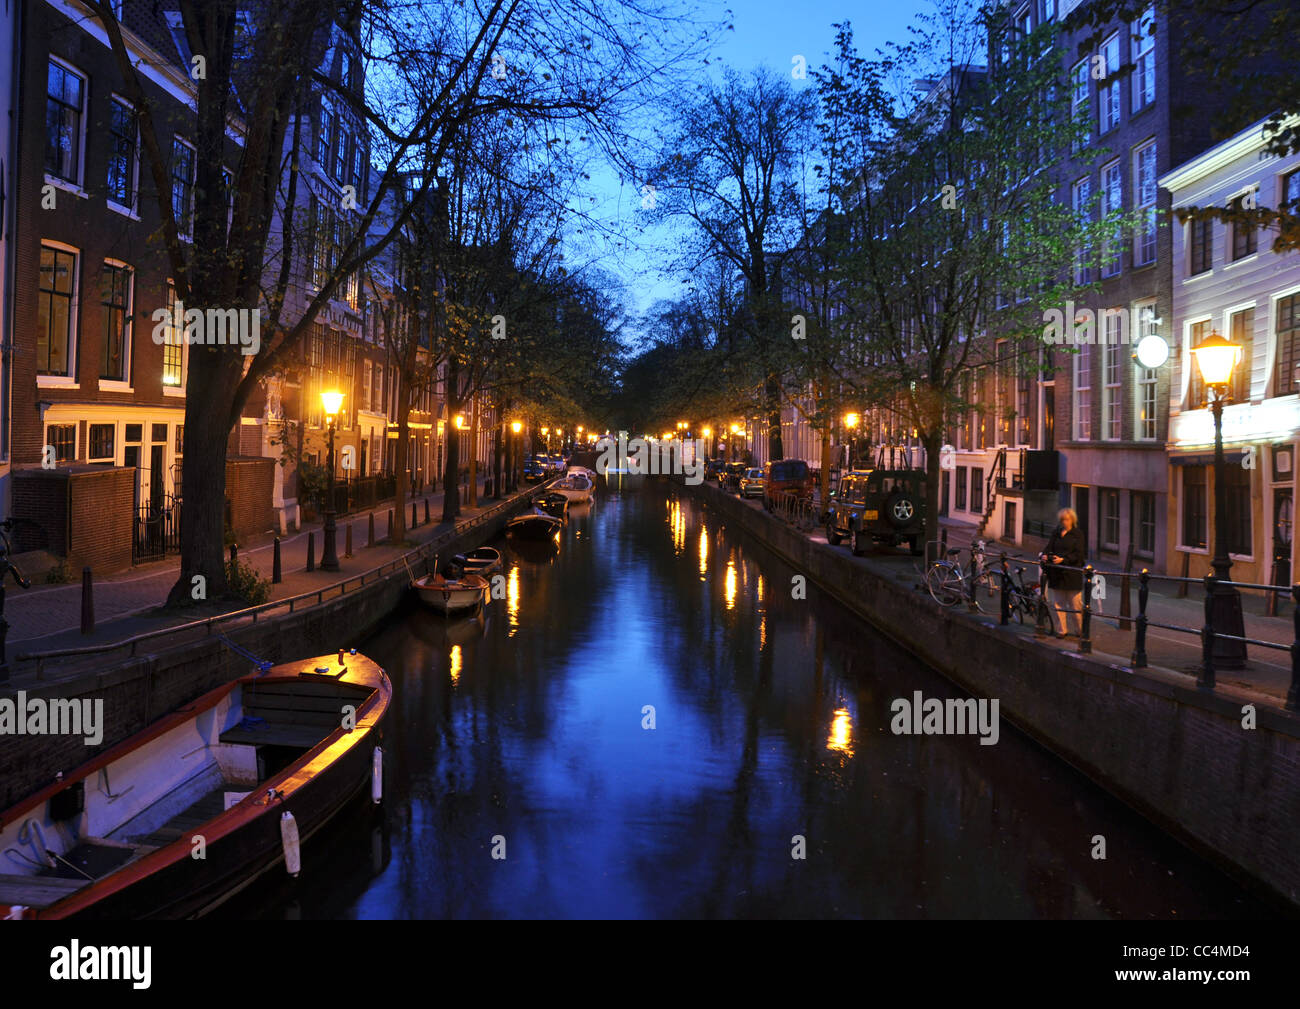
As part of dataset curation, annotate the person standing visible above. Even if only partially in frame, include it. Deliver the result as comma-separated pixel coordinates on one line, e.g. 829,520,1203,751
1043,508,1086,638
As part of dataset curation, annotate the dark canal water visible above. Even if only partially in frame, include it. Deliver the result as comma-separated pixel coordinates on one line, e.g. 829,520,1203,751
220,479,1278,919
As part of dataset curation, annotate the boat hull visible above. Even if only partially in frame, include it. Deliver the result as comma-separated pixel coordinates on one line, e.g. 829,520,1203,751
412,574,487,613
506,515,562,540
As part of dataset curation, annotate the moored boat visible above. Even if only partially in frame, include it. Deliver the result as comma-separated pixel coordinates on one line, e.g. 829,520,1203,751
454,546,502,576
412,571,489,614
506,506,563,540
0,652,391,920
554,472,594,504
536,491,569,520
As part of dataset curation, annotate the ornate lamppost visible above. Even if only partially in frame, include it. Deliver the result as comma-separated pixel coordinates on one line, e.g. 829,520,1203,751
320,390,344,572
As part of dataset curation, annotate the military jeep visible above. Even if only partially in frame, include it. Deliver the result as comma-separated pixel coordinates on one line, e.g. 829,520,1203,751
824,466,926,556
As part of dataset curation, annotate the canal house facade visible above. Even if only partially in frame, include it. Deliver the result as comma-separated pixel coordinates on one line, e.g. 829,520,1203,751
1161,115,1300,588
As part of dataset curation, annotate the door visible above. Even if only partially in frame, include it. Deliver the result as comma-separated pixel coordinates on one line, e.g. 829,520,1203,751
150,444,165,511
1074,486,1090,558
1043,385,1055,451
1273,488,1293,586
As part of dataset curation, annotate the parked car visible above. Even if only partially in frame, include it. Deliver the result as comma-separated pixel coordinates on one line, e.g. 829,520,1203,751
705,459,726,481
739,468,765,498
762,458,814,510
825,467,926,555
722,462,748,491
523,459,546,482
550,454,567,473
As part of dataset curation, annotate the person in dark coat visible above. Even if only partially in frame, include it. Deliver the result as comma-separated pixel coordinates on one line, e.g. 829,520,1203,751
1042,508,1086,638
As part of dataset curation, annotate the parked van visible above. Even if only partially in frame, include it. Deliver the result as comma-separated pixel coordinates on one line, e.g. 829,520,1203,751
763,458,814,510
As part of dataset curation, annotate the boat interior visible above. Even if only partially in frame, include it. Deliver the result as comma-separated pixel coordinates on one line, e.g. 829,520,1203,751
0,674,371,913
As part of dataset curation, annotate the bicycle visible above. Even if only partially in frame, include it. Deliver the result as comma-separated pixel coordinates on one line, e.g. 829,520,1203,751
998,557,1052,629
925,539,998,611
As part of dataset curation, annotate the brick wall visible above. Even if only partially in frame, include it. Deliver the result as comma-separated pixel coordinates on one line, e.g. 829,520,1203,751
12,467,133,572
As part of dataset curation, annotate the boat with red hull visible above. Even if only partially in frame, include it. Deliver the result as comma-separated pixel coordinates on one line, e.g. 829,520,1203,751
0,652,391,919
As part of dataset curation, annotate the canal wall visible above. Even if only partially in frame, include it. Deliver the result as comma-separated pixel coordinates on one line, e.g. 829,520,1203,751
681,478,1300,910
0,494,532,810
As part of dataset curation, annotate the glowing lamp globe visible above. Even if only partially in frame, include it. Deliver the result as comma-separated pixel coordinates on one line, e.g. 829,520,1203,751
1191,332,1241,388
1135,334,1170,369
320,390,344,417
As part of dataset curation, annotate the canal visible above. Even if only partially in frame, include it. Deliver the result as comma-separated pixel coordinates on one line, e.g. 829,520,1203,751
220,479,1278,919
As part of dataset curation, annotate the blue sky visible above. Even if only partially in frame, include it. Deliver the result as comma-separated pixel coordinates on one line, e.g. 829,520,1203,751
575,0,931,336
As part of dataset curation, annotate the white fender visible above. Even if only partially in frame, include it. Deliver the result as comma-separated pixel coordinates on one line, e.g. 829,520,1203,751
280,811,301,877
372,746,383,804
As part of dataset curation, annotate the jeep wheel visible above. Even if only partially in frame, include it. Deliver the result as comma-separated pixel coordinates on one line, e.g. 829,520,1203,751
850,527,865,556
826,522,843,546
885,490,917,528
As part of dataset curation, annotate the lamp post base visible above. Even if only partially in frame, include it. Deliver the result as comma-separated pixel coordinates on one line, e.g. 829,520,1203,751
321,509,340,572
1209,580,1247,670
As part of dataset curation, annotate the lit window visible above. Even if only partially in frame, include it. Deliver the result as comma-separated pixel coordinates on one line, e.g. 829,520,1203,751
37,244,78,376
100,262,132,381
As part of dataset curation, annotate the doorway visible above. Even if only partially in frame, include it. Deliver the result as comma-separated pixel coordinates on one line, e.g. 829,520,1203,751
1074,485,1090,558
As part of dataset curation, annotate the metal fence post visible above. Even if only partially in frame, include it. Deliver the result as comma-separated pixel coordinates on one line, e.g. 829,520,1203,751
272,536,282,584
1132,569,1149,669
80,567,94,635
1200,572,1217,691
1289,584,1300,711
345,523,353,558
368,512,375,547
1080,565,1093,653
307,532,315,572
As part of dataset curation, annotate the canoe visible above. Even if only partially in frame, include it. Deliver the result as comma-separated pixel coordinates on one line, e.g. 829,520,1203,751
412,572,489,614
455,546,501,576
506,508,563,540
0,652,391,920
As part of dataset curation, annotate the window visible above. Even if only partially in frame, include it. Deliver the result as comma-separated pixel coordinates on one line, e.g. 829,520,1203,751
1230,191,1257,261
1133,142,1158,266
45,424,75,462
1132,491,1155,558
45,60,85,183
100,262,132,381
971,467,984,514
1073,176,1092,284
1284,169,1300,213
1189,215,1213,275
343,53,359,92
1130,7,1156,113
107,98,137,209
362,360,372,410
1103,315,1121,439
1100,159,1123,277
996,341,1011,443
162,282,184,388
1182,466,1207,548
1225,465,1252,555
1101,488,1120,551
317,100,334,168
956,466,967,510
1016,370,1031,446
1073,342,1092,440
1098,34,1121,133
1229,307,1254,403
1039,0,1054,21
1273,294,1300,398
171,138,196,238
1135,302,1158,440
88,423,115,462
1071,60,1089,152
37,245,77,376
1188,319,1211,409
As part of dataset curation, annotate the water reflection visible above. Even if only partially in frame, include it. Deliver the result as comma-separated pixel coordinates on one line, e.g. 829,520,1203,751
245,483,1282,920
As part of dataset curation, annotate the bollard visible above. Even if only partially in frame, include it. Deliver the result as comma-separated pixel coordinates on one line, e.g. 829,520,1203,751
412,501,418,529
999,555,1010,626
1079,565,1093,653
307,531,315,572
272,536,282,584
368,512,375,547
80,567,94,635
229,543,238,567
425,498,430,524
1132,569,1149,668
1289,584,1300,711
345,523,353,558
387,509,394,541
1200,572,1216,691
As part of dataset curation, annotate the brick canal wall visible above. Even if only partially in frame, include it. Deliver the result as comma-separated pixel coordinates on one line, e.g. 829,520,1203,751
0,498,527,810
682,478,1300,910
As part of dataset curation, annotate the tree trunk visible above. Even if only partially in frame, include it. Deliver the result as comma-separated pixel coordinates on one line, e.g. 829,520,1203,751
819,426,833,508
923,429,942,555
765,375,784,461
393,392,411,544
492,422,504,498
468,397,479,508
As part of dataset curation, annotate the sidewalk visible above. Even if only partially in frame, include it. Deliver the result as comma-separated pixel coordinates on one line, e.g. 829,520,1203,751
5,478,494,656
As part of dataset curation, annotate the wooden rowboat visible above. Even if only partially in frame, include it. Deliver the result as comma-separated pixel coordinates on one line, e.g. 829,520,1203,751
0,652,391,920
506,507,563,541
455,546,501,576
536,491,569,521
411,572,489,614
554,473,594,504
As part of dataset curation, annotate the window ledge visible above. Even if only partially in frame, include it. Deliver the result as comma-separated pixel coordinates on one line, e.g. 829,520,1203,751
163,386,186,398
43,175,88,200
1183,270,1213,283
106,201,141,221
37,375,79,389
1176,546,1210,555
1224,254,1259,271
98,381,134,393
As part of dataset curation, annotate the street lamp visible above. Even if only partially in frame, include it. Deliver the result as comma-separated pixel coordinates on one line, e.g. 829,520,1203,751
844,411,860,471
319,390,344,572
1191,330,1246,673
511,420,522,489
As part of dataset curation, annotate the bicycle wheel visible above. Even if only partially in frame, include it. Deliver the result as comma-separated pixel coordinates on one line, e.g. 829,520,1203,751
968,569,999,613
926,562,964,606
